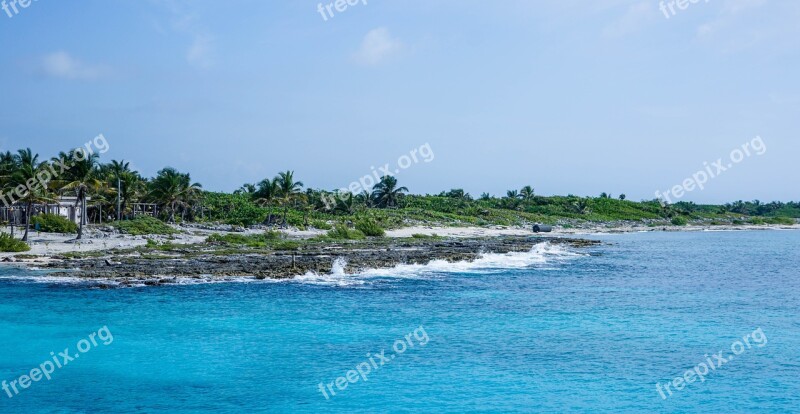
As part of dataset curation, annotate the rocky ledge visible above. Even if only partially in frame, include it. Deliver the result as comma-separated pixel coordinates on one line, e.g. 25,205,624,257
42,236,600,285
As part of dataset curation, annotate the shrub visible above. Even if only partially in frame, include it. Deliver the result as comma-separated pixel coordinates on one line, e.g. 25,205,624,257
0,233,30,252
326,225,365,240
355,218,385,237
766,216,796,225
671,217,688,226
30,214,78,233
113,217,176,236
310,220,332,230
273,241,301,251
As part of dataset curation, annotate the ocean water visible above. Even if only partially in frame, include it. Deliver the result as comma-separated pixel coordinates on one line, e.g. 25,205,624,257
1,231,799,413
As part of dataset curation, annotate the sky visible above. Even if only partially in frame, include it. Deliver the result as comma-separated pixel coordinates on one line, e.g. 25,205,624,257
0,0,798,203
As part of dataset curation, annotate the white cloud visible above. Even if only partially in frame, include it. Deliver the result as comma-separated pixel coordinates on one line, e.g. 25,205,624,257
353,28,403,66
152,0,214,68
38,51,110,80
602,1,654,38
186,34,214,68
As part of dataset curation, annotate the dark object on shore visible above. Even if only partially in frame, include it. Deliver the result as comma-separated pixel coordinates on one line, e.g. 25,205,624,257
532,224,552,233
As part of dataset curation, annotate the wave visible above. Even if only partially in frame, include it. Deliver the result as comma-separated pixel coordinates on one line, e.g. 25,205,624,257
0,243,586,289
287,242,586,287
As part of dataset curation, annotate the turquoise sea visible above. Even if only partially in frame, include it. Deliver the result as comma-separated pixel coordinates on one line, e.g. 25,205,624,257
1,231,799,413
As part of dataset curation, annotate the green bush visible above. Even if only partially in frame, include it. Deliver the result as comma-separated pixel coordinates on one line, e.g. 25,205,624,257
326,225,365,240
310,220,332,230
30,214,78,233
0,233,30,252
113,217,176,236
273,241,301,251
766,216,796,225
355,219,385,237
206,231,287,248
671,216,689,226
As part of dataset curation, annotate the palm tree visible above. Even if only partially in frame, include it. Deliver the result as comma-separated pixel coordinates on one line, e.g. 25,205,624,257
235,183,257,195
506,190,520,199
274,171,304,227
56,151,102,239
356,190,374,208
11,149,54,241
254,178,279,225
520,186,535,201
148,167,202,223
372,176,408,208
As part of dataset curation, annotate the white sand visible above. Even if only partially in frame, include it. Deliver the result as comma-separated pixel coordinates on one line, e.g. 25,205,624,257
2,223,798,263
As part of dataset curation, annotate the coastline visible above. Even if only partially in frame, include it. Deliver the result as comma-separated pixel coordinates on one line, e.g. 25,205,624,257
1,223,797,285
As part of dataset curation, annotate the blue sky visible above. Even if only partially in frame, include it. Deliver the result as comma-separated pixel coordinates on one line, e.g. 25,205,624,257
0,0,797,202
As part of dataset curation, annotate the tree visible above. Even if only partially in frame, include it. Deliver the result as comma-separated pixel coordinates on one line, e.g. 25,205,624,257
274,170,304,227
506,190,520,199
55,151,103,239
148,167,202,223
12,149,54,241
520,186,535,201
254,178,279,225
234,183,257,195
619,194,626,200
372,176,408,208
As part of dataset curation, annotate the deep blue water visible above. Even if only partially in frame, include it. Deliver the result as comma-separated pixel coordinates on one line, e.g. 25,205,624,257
1,231,799,413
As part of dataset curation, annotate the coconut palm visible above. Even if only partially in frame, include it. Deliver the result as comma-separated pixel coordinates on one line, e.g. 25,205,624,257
11,149,55,241
148,167,202,223
56,151,102,239
254,178,280,225
274,171,304,227
234,183,257,195
520,186,535,201
506,190,520,199
372,176,408,209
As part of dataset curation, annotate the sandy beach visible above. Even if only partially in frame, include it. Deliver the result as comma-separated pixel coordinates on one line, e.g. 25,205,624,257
3,223,798,265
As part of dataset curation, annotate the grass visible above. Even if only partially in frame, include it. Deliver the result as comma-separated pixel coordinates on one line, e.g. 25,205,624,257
325,225,365,240
0,233,31,252
113,217,176,236
355,218,385,237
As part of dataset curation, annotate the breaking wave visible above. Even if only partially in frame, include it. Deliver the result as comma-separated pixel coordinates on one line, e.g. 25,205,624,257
286,242,586,287
0,243,587,289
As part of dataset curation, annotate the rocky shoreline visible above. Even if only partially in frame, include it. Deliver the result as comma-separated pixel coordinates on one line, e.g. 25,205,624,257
39,236,600,286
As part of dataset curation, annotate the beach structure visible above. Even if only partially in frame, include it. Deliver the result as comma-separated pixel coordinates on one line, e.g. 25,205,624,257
0,197,89,225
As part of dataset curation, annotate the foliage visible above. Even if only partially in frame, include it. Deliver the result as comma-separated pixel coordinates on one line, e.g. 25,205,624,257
326,225,365,240
30,214,78,234
0,233,30,252
355,218,386,237
113,217,176,235
671,216,689,226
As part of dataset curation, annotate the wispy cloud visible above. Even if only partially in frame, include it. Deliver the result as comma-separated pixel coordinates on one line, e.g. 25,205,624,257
694,0,799,53
37,51,111,80
153,0,215,68
353,28,404,66
603,1,654,38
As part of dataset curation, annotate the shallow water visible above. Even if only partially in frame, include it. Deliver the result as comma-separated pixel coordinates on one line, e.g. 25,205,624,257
1,231,798,413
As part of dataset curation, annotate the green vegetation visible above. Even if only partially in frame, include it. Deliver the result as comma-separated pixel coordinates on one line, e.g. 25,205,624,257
113,217,176,236
671,216,689,226
30,214,78,233
0,233,31,252
2,145,798,242
325,225,366,240
355,218,386,237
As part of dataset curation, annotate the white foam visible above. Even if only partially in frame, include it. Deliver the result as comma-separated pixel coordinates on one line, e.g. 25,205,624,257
0,243,587,288
289,242,586,286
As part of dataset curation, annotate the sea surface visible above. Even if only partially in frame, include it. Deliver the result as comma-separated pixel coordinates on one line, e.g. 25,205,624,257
1,231,799,413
